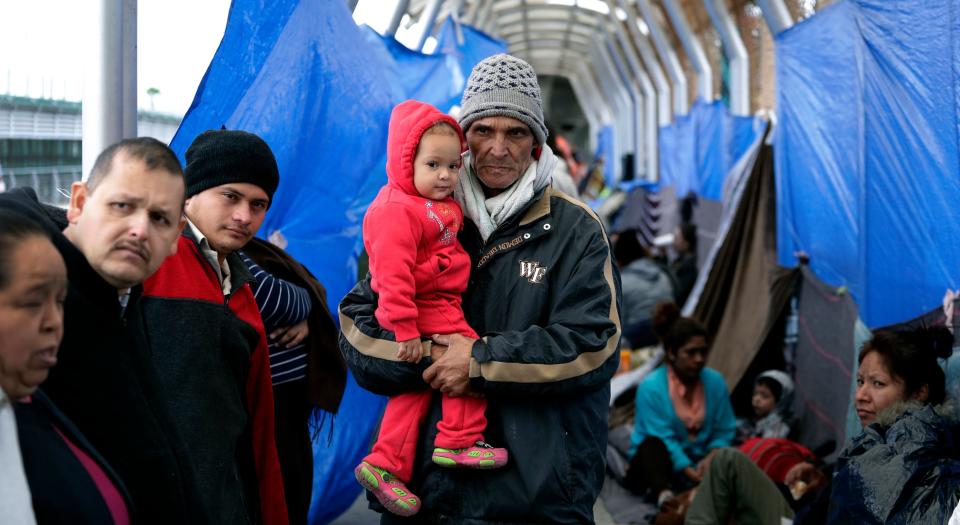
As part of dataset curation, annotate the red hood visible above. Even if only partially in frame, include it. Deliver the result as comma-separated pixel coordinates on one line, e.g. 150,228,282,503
386,100,465,197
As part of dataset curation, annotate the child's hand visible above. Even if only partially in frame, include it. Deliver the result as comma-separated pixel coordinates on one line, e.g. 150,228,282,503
397,338,423,363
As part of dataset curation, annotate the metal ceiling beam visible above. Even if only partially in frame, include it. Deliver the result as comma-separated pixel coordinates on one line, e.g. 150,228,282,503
661,0,712,102
449,0,465,19
508,39,592,55
754,0,794,35
635,0,688,115
465,0,484,23
475,0,494,31
620,0,671,125
386,0,412,36
414,0,444,50
605,1,656,180
592,39,634,182
702,0,749,115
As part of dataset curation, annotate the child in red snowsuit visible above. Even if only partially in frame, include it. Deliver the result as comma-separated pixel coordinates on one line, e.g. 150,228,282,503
354,100,508,517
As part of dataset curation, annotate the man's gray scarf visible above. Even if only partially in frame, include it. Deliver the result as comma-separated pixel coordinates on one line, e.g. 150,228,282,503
455,145,558,242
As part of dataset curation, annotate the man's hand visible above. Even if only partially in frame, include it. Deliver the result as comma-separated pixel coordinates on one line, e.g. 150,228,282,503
422,333,476,397
397,338,424,363
783,461,827,499
269,319,309,348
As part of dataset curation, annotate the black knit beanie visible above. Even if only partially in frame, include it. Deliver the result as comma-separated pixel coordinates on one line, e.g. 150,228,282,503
184,130,279,200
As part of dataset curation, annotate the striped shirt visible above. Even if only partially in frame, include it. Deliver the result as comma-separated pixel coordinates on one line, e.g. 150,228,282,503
240,251,311,385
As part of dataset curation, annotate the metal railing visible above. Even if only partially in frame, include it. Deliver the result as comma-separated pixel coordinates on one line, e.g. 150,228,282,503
0,164,81,206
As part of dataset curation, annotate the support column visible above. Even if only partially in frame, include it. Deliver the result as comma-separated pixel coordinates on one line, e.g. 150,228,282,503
620,0,671,126
415,0,444,51
386,0,411,37
755,0,793,35
605,2,657,181
661,0,712,102
83,0,137,180
702,0,749,115
636,0,688,115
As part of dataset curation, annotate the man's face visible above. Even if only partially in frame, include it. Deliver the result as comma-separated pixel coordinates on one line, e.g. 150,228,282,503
65,154,186,290
185,183,269,256
465,116,536,195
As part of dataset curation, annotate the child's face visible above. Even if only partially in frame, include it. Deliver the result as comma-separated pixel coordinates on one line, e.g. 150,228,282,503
413,131,462,200
752,384,777,418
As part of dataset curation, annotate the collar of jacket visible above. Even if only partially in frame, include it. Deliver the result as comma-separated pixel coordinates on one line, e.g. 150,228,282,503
181,226,255,293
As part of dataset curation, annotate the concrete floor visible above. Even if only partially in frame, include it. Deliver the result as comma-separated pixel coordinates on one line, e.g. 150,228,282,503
329,494,622,525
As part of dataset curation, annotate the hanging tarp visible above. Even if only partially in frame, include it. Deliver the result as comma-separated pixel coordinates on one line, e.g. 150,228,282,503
658,100,763,200
690,143,795,390
775,0,960,327
359,16,506,113
791,267,861,460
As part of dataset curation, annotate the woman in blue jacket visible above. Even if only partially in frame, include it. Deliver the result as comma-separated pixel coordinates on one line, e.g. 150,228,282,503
624,301,735,505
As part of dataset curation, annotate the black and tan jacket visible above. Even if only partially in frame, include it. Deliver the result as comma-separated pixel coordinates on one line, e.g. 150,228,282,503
340,186,622,524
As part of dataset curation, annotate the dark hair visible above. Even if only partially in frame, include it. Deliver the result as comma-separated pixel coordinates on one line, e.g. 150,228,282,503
678,222,697,254
87,137,184,193
859,326,953,405
0,209,49,290
613,229,647,267
756,376,783,403
652,301,708,352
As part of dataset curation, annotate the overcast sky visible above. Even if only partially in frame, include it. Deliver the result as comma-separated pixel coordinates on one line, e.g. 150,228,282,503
0,0,417,117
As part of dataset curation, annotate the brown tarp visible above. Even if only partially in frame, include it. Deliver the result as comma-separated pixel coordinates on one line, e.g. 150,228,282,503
692,144,797,390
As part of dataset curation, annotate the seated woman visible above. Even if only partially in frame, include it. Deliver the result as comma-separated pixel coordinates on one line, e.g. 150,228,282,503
683,325,957,525
828,326,957,524
624,302,735,506
0,209,131,524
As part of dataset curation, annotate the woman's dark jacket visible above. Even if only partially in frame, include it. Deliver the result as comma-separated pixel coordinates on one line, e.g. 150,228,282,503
16,389,133,524
828,403,960,524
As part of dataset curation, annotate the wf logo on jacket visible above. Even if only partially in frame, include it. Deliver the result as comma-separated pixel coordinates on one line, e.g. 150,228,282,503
519,260,547,284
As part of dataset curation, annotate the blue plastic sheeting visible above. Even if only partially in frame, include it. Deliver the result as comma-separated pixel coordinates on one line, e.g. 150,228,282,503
658,100,763,199
434,17,509,103
775,0,960,327
359,17,506,114
596,125,615,183
170,0,396,311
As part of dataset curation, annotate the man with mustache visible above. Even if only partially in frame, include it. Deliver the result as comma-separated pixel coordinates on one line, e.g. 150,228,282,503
140,129,287,525
340,54,622,524
0,137,197,523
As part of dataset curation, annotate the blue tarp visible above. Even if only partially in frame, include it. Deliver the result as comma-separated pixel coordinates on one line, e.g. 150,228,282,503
775,0,960,327
170,3,505,522
359,16,506,114
658,100,763,200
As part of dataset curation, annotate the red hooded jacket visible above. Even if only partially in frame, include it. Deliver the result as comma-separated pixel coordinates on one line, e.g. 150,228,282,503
364,100,474,341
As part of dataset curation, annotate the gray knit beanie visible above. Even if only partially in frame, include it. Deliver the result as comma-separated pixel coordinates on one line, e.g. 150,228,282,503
459,54,548,145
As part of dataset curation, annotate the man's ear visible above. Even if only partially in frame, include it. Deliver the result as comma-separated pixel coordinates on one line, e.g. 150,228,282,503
169,216,187,256
66,181,88,224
